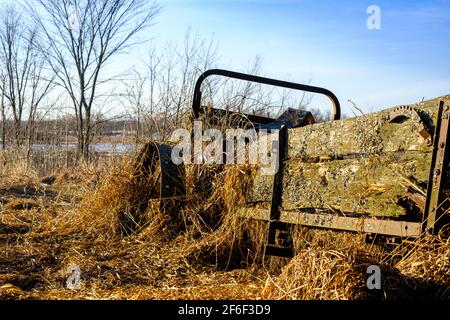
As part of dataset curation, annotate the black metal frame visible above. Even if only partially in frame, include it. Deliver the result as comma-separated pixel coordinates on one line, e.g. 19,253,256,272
192,69,341,121
265,125,294,257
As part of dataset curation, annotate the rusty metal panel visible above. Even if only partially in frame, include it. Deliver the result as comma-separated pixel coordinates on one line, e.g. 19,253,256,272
238,208,422,238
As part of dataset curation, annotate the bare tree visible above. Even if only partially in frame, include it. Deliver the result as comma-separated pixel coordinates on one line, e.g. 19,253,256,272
122,68,147,141
158,42,178,138
0,4,54,152
174,29,201,126
0,72,6,150
0,5,30,145
140,31,218,139
214,55,265,114
28,0,161,160
144,47,161,135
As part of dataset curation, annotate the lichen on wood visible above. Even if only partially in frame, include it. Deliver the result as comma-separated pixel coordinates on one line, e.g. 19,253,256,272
287,105,438,159
246,103,441,218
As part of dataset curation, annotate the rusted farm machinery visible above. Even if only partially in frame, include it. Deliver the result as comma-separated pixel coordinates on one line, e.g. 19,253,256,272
140,69,450,257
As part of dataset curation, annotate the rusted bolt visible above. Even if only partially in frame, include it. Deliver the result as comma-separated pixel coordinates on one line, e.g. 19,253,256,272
444,111,450,119
440,142,445,148
435,169,441,176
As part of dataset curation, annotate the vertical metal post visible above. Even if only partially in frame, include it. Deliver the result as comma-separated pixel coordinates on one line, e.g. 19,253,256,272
423,100,450,234
265,125,294,257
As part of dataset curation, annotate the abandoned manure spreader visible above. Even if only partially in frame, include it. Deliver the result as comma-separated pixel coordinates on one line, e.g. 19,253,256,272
138,69,450,258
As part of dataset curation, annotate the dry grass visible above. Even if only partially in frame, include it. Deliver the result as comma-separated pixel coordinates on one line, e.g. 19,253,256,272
262,249,370,299
67,157,156,239
0,142,449,300
264,231,449,300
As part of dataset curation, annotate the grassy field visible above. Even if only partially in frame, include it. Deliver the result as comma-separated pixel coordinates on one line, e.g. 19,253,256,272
0,128,449,300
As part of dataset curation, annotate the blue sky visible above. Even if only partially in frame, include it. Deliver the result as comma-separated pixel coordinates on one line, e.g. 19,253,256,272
144,0,450,115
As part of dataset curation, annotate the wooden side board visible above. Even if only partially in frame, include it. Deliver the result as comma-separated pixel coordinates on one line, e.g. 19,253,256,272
246,104,440,217
287,105,439,159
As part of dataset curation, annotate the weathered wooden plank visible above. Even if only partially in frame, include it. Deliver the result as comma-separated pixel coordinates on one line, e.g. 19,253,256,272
248,151,432,217
287,105,439,159
243,103,443,218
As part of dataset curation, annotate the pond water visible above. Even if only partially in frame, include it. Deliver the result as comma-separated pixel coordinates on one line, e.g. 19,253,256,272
31,143,135,155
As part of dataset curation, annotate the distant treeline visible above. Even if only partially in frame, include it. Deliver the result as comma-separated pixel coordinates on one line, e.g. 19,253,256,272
1,0,328,164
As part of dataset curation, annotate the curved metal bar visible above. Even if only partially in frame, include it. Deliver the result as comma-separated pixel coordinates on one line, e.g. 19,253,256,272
192,69,341,120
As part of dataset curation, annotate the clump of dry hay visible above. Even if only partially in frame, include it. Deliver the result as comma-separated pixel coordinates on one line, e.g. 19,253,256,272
56,142,208,242
179,164,268,269
263,233,450,300
53,165,101,188
128,157,269,269
262,249,371,300
3,198,43,211
44,115,271,267
259,228,384,299
57,145,160,240
0,149,37,181
393,235,450,295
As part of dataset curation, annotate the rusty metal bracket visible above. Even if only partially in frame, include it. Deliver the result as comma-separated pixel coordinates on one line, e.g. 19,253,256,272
423,101,450,234
386,105,433,146
238,208,422,238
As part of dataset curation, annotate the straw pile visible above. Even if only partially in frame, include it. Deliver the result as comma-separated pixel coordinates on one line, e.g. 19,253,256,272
59,153,158,239
263,232,449,300
56,138,268,265
57,141,450,298
1,139,449,300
